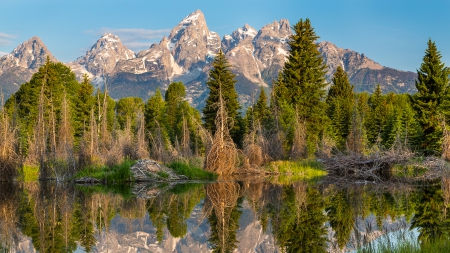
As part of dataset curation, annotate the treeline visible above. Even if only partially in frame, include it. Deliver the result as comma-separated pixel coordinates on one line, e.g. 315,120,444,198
0,58,204,180
0,18,449,180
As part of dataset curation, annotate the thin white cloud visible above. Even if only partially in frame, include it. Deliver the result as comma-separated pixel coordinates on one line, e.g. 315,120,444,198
0,32,16,46
87,28,171,52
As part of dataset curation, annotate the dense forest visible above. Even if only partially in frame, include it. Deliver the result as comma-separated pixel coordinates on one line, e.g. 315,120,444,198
0,18,449,181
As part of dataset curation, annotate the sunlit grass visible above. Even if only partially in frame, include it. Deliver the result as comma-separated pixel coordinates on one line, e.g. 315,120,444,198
74,159,135,183
265,159,326,184
22,165,39,182
166,161,217,180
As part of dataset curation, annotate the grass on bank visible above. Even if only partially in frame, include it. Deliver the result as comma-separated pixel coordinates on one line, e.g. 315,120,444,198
265,159,327,184
266,159,326,176
74,159,134,183
357,235,450,253
22,165,39,182
166,161,217,180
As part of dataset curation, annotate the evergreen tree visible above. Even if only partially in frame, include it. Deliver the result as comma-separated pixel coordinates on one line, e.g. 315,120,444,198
144,89,166,132
74,74,95,138
254,88,269,124
326,190,354,249
202,49,242,145
411,184,450,245
272,18,328,155
116,97,144,130
411,39,450,154
5,58,80,151
365,85,387,146
326,66,354,150
164,82,187,143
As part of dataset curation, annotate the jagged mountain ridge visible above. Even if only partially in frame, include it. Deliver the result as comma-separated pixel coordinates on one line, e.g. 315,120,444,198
0,36,57,99
318,41,417,93
0,10,417,106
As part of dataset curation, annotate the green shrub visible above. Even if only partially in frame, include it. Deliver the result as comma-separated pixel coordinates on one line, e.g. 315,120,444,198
266,159,326,179
167,161,217,180
74,159,134,183
157,171,169,179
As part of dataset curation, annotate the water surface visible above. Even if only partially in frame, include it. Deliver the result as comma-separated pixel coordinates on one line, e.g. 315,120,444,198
0,178,448,252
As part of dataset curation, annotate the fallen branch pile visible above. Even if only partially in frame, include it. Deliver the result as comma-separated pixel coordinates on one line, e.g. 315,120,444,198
322,149,414,182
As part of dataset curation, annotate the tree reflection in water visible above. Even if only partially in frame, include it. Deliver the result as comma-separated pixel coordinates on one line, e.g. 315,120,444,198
204,181,244,253
411,180,450,245
2,179,450,252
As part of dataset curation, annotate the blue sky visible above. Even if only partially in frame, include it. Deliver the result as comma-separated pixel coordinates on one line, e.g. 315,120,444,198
0,0,449,72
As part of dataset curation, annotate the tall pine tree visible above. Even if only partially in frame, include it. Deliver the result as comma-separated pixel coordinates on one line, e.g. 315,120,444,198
326,66,354,150
202,49,242,145
411,39,450,154
272,18,328,155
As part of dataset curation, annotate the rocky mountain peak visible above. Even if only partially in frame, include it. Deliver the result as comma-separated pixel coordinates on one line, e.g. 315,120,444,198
0,36,57,73
318,41,383,77
167,9,219,71
259,19,291,39
73,33,136,77
222,24,258,53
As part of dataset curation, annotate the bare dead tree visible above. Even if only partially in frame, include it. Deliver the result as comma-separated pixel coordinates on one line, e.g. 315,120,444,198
55,92,77,178
35,83,51,179
243,120,271,168
290,114,307,159
205,181,243,252
204,83,238,176
346,104,366,155
135,111,149,159
181,114,192,157
442,117,450,161
148,121,171,162
0,108,20,181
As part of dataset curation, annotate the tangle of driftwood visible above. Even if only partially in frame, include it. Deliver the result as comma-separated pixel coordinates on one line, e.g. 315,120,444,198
322,149,414,182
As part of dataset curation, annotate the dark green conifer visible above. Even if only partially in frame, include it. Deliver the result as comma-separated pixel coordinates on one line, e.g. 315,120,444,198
144,89,166,133
411,39,450,153
365,85,387,145
164,82,187,143
116,97,144,130
74,74,95,137
254,88,269,124
272,18,328,155
202,49,242,144
326,66,354,150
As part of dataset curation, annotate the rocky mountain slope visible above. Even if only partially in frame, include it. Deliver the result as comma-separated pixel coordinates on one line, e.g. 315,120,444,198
0,36,57,99
319,41,417,94
67,33,136,87
0,10,417,107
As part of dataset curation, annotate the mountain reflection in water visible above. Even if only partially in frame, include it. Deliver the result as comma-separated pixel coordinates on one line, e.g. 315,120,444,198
0,178,449,252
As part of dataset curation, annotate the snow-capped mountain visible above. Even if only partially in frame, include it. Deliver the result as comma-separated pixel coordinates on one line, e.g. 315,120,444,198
0,36,57,99
0,9,417,106
67,33,136,87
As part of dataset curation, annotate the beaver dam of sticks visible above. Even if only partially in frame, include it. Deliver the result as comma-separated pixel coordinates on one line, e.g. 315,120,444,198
321,149,450,183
